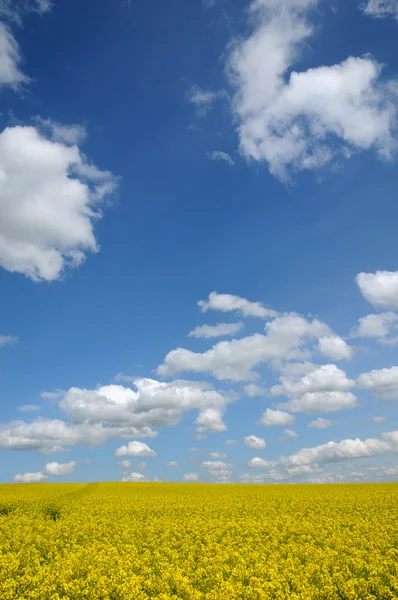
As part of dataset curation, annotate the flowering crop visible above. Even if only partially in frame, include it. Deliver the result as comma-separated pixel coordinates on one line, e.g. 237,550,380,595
0,482,397,599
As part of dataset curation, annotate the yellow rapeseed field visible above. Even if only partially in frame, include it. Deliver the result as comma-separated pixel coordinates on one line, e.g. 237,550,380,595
0,482,397,599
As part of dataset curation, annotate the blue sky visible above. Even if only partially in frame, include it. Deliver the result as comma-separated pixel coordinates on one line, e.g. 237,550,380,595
1,0,398,484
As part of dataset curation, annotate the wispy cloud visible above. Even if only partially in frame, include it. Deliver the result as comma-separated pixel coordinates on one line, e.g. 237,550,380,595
208,151,235,165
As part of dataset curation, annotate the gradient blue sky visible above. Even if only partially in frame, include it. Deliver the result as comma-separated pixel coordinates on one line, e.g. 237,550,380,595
1,0,398,484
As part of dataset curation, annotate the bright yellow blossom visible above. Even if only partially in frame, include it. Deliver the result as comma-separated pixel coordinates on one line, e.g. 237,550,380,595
0,482,397,599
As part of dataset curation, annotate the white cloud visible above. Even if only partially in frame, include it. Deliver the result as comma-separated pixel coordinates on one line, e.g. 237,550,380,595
0,418,156,454
280,391,358,414
115,441,157,458
0,23,29,87
308,417,333,429
286,465,320,477
209,451,227,458
271,364,355,397
227,0,397,180
183,472,199,481
224,439,238,446
0,0,53,23
0,335,18,346
198,291,276,318
358,366,398,400
14,471,47,483
244,384,266,397
60,379,226,430
272,364,358,413
18,404,40,412
372,416,387,423
187,85,220,117
361,0,398,20
284,429,298,438
240,473,266,483
43,461,76,476
260,408,295,426
0,125,117,281
247,457,274,468
40,389,65,401
36,0,52,13
280,433,398,467
36,117,87,145
195,407,227,433
277,361,317,376
119,460,132,469
318,336,352,361
158,313,330,381
122,472,145,482
354,312,398,342
166,461,177,467
188,322,243,339
201,460,231,474
208,151,235,166
244,435,266,449
356,271,398,310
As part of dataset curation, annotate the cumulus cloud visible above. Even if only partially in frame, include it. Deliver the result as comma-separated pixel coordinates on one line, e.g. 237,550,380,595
244,384,266,397
286,465,321,477
260,408,295,426
43,461,76,476
121,472,145,482
201,460,231,474
195,407,227,433
14,471,47,483
224,439,238,446
272,364,358,414
284,429,299,438
36,117,87,145
280,391,358,414
60,379,226,431
361,0,398,20
0,125,117,281
188,322,243,339
183,472,199,481
358,366,398,400
271,364,355,397
280,432,398,467
353,312,398,343
240,473,266,483
209,451,227,458
200,460,232,483
0,417,157,454
114,441,157,457
119,460,132,469
247,457,275,468
308,418,333,429
244,435,266,449
198,291,277,318
372,415,387,423
318,336,352,360
158,313,331,381
208,151,235,165
356,271,398,310
226,0,398,180
166,461,177,467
